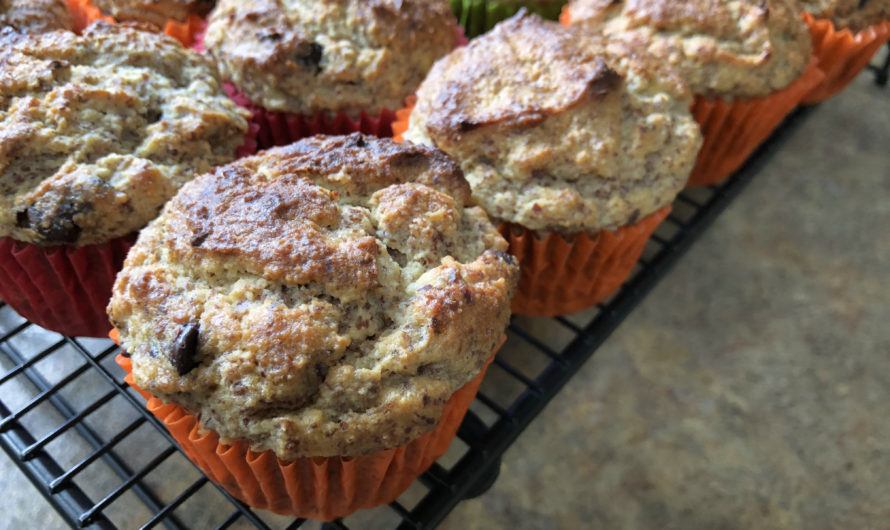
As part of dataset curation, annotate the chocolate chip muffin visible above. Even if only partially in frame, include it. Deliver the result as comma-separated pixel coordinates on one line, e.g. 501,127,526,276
802,0,890,32
565,0,813,98
0,22,250,247
0,0,73,33
403,13,702,234
203,0,458,116
91,0,215,27
108,133,518,459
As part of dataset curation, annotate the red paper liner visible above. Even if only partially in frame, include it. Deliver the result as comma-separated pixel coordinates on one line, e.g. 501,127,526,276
0,235,135,337
113,338,500,521
65,0,205,46
503,207,670,317
686,57,824,187
801,14,890,104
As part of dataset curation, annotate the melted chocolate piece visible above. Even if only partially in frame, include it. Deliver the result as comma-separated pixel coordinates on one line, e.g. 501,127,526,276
169,323,200,375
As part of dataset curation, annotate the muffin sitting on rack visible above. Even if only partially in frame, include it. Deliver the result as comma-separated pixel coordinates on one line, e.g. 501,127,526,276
0,23,251,337
108,133,518,520
400,12,702,316
203,0,460,146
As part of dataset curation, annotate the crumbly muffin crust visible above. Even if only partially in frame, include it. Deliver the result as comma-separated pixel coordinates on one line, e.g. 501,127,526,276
403,13,701,234
108,134,518,459
92,0,215,27
203,0,457,115
566,0,813,98
0,23,249,246
802,0,890,32
0,0,73,33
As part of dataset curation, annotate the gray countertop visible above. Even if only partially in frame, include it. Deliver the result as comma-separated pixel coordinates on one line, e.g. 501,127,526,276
2,70,888,530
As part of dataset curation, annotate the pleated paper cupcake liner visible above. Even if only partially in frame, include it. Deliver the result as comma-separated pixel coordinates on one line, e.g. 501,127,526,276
114,340,499,521
451,0,567,37
502,207,670,317
686,57,824,187
65,0,205,46
801,14,890,104
0,235,135,337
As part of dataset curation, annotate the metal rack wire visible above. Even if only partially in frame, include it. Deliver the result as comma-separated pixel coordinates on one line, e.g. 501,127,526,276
5,49,890,527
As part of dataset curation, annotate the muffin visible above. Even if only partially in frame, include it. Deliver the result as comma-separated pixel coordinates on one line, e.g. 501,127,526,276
564,0,824,187
90,0,214,28
401,13,701,316
800,0,890,103
108,133,518,519
1,0,74,33
202,0,460,148
65,0,207,46
0,23,251,336
450,0,567,37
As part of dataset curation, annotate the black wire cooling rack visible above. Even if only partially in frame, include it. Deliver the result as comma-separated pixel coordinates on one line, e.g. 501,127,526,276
4,48,889,528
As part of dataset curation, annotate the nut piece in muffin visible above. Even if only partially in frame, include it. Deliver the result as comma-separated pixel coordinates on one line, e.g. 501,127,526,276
801,0,890,32
1,0,73,33
203,0,458,116
403,13,702,234
91,0,215,27
108,133,518,459
565,0,813,98
0,22,250,246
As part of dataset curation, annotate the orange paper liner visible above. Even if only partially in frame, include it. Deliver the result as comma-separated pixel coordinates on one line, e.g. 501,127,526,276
801,14,890,104
503,207,670,317
686,57,824,187
65,0,205,47
113,338,500,521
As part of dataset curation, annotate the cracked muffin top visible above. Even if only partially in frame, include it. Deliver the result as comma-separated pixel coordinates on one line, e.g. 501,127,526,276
801,0,890,32
108,133,518,459
565,0,813,98
91,0,216,27
0,23,250,246
403,13,702,234
202,0,458,115
1,0,73,33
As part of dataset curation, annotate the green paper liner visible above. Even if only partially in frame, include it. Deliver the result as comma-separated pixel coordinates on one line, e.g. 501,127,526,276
450,0,567,37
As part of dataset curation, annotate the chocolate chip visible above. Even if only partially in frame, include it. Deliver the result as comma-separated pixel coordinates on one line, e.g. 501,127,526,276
169,323,200,375
858,0,869,7
15,210,28,228
25,201,85,244
296,42,323,73
190,231,209,247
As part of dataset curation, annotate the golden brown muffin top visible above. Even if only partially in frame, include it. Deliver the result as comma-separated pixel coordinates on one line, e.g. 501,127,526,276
802,0,890,31
566,0,813,98
404,13,702,233
92,0,215,27
203,0,457,115
0,23,249,246
108,134,518,459
0,0,73,33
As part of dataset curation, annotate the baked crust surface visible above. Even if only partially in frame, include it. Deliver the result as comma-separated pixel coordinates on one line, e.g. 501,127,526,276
566,0,813,98
203,0,457,115
108,134,518,459
404,13,702,233
802,0,890,32
0,0,73,33
0,23,249,246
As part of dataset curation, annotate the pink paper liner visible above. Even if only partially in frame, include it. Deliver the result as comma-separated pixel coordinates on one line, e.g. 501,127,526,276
114,337,501,521
802,14,890,104
0,235,135,337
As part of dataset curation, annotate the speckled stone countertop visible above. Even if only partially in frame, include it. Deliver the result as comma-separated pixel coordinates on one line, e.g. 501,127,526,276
1,70,888,529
